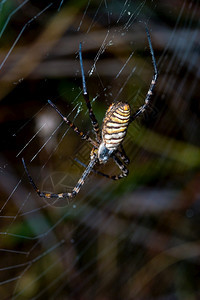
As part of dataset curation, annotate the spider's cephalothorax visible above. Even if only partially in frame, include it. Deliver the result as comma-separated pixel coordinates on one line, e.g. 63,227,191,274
22,26,158,201
98,102,131,163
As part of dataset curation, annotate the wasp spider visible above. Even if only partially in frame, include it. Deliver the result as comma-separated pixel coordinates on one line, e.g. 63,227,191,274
22,26,158,200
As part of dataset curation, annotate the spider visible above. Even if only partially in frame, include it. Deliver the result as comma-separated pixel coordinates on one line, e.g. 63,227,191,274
22,26,158,200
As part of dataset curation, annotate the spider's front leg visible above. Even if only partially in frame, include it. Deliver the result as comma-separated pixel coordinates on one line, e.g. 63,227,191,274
74,150,129,181
111,155,129,180
116,145,130,165
91,153,129,181
22,157,97,200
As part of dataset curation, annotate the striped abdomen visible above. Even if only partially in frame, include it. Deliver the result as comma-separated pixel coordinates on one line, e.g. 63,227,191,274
102,102,131,150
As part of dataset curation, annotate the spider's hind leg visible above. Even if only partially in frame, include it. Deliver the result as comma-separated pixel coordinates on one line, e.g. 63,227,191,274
130,26,158,123
48,100,97,147
79,43,101,143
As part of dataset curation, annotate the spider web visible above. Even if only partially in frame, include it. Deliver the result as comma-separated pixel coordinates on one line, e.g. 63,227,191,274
0,0,200,298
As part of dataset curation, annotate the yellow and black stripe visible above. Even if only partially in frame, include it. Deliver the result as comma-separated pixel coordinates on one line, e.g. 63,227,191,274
102,102,131,150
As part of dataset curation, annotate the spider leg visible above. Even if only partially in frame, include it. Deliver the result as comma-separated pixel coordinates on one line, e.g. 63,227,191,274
79,42,101,143
75,157,115,179
93,155,129,180
130,26,158,123
116,145,130,165
111,155,129,180
48,100,97,148
75,155,128,181
22,157,97,200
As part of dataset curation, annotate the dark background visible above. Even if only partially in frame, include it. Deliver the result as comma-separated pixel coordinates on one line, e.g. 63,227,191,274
0,0,200,299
